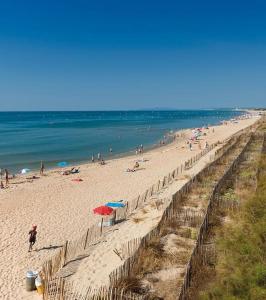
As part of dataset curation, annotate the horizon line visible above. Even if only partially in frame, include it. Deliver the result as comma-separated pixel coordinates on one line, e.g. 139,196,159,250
0,107,251,113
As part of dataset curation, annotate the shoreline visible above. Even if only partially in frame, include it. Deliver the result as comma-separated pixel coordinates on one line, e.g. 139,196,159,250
4,128,187,181
1,110,248,175
0,113,261,300
1,111,259,192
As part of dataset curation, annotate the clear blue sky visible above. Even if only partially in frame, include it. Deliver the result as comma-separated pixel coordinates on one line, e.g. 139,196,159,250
0,0,266,110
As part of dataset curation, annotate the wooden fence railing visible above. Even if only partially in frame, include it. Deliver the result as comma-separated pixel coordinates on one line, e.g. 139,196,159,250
178,132,262,299
107,129,253,292
41,121,259,299
42,138,220,279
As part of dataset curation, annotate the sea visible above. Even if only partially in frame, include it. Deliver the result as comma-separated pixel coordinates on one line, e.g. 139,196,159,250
0,110,243,173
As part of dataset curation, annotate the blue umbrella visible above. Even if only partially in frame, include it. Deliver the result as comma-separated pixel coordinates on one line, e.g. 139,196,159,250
105,202,125,208
57,161,68,167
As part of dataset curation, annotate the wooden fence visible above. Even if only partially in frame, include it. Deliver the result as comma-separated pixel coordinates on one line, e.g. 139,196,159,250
178,132,264,299
41,121,259,299
108,126,260,296
42,137,220,279
107,130,253,292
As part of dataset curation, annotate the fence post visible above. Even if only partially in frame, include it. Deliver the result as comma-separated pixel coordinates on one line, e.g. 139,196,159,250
125,202,128,216
62,241,68,267
135,195,140,209
157,180,160,192
59,279,65,300
150,185,154,197
100,218,104,235
84,228,90,250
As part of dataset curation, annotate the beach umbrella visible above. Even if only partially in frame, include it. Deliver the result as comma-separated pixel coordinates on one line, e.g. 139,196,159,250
21,168,30,174
93,206,114,216
57,161,68,167
105,202,125,208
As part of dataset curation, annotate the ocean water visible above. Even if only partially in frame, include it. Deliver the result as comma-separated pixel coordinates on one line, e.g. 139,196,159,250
0,110,243,173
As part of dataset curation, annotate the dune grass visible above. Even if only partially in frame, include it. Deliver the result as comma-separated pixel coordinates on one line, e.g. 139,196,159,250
199,154,266,300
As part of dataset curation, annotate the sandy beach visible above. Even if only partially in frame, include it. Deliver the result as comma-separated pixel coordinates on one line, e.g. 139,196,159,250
0,115,259,300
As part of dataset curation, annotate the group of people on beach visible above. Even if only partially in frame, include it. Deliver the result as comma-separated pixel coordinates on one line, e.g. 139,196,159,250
0,161,45,189
135,144,144,155
91,152,106,165
126,161,140,172
187,140,209,151
184,125,212,152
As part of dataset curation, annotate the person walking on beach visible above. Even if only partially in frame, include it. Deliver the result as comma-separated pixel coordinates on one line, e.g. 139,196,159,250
28,225,37,252
91,154,95,163
4,169,9,187
189,142,192,151
205,141,209,149
40,161,44,175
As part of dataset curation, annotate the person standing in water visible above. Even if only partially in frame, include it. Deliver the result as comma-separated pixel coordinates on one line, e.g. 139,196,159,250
28,225,37,252
97,153,101,161
91,154,95,163
4,169,9,187
40,161,44,175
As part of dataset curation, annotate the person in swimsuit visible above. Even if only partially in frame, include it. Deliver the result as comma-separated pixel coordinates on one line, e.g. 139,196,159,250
97,153,101,161
40,161,44,175
28,225,37,252
134,162,140,169
4,169,9,187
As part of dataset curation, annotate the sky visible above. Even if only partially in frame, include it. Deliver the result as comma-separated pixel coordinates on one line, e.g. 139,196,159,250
0,0,266,111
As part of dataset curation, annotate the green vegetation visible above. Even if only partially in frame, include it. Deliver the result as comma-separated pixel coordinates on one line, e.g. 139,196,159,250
199,155,266,300
223,188,238,202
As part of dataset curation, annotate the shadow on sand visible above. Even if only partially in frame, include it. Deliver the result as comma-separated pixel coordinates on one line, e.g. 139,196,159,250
36,245,63,252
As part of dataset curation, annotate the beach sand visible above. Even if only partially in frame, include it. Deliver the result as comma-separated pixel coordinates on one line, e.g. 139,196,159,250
0,116,259,299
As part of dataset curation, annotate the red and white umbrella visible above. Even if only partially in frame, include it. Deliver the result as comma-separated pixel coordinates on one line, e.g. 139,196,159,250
93,206,114,216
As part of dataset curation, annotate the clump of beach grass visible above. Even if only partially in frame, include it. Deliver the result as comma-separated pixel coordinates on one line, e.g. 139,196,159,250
132,217,145,224
113,276,147,294
141,208,148,214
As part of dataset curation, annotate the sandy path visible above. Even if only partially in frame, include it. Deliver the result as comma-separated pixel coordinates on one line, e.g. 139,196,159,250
0,116,258,299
